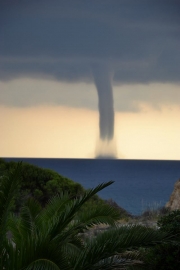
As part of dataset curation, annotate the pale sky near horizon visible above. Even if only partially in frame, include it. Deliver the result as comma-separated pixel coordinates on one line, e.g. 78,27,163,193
1,79,180,160
0,1,180,160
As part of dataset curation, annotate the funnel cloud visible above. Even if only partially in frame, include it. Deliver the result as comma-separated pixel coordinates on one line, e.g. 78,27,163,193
93,66,114,141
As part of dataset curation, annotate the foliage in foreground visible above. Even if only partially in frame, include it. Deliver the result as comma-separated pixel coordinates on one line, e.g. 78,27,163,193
143,210,180,270
158,209,180,236
0,162,173,270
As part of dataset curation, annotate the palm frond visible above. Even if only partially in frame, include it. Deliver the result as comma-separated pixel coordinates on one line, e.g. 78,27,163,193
36,193,71,229
72,225,168,270
25,259,61,270
60,240,82,261
94,225,168,251
55,202,121,249
19,198,42,236
74,202,121,231
7,198,42,249
8,212,22,245
37,181,114,239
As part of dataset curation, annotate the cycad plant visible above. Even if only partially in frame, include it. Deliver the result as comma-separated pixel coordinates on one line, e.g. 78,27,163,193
0,163,170,270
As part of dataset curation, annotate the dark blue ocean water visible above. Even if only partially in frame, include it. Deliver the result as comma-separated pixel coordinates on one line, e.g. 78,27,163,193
4,158,180,215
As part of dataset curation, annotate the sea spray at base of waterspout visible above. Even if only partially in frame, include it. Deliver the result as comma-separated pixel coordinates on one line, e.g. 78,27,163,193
95,138,117,159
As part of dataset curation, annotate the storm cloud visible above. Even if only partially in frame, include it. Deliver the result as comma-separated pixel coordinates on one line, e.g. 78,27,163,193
0,0,180,84
1,0,180,144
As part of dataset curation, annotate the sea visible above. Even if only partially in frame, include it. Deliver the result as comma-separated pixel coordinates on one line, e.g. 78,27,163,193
4,158,180,216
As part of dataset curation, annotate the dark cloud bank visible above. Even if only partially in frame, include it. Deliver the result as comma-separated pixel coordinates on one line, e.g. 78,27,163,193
1,0,180,145
1,0,180,83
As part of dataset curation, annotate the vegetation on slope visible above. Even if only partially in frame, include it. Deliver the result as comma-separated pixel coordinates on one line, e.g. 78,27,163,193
0,158,129,218
0,158,84,208
0,162,173,270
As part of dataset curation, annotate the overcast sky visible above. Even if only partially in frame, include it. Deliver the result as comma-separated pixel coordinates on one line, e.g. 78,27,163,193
1,0,180,83
1,0,180,159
